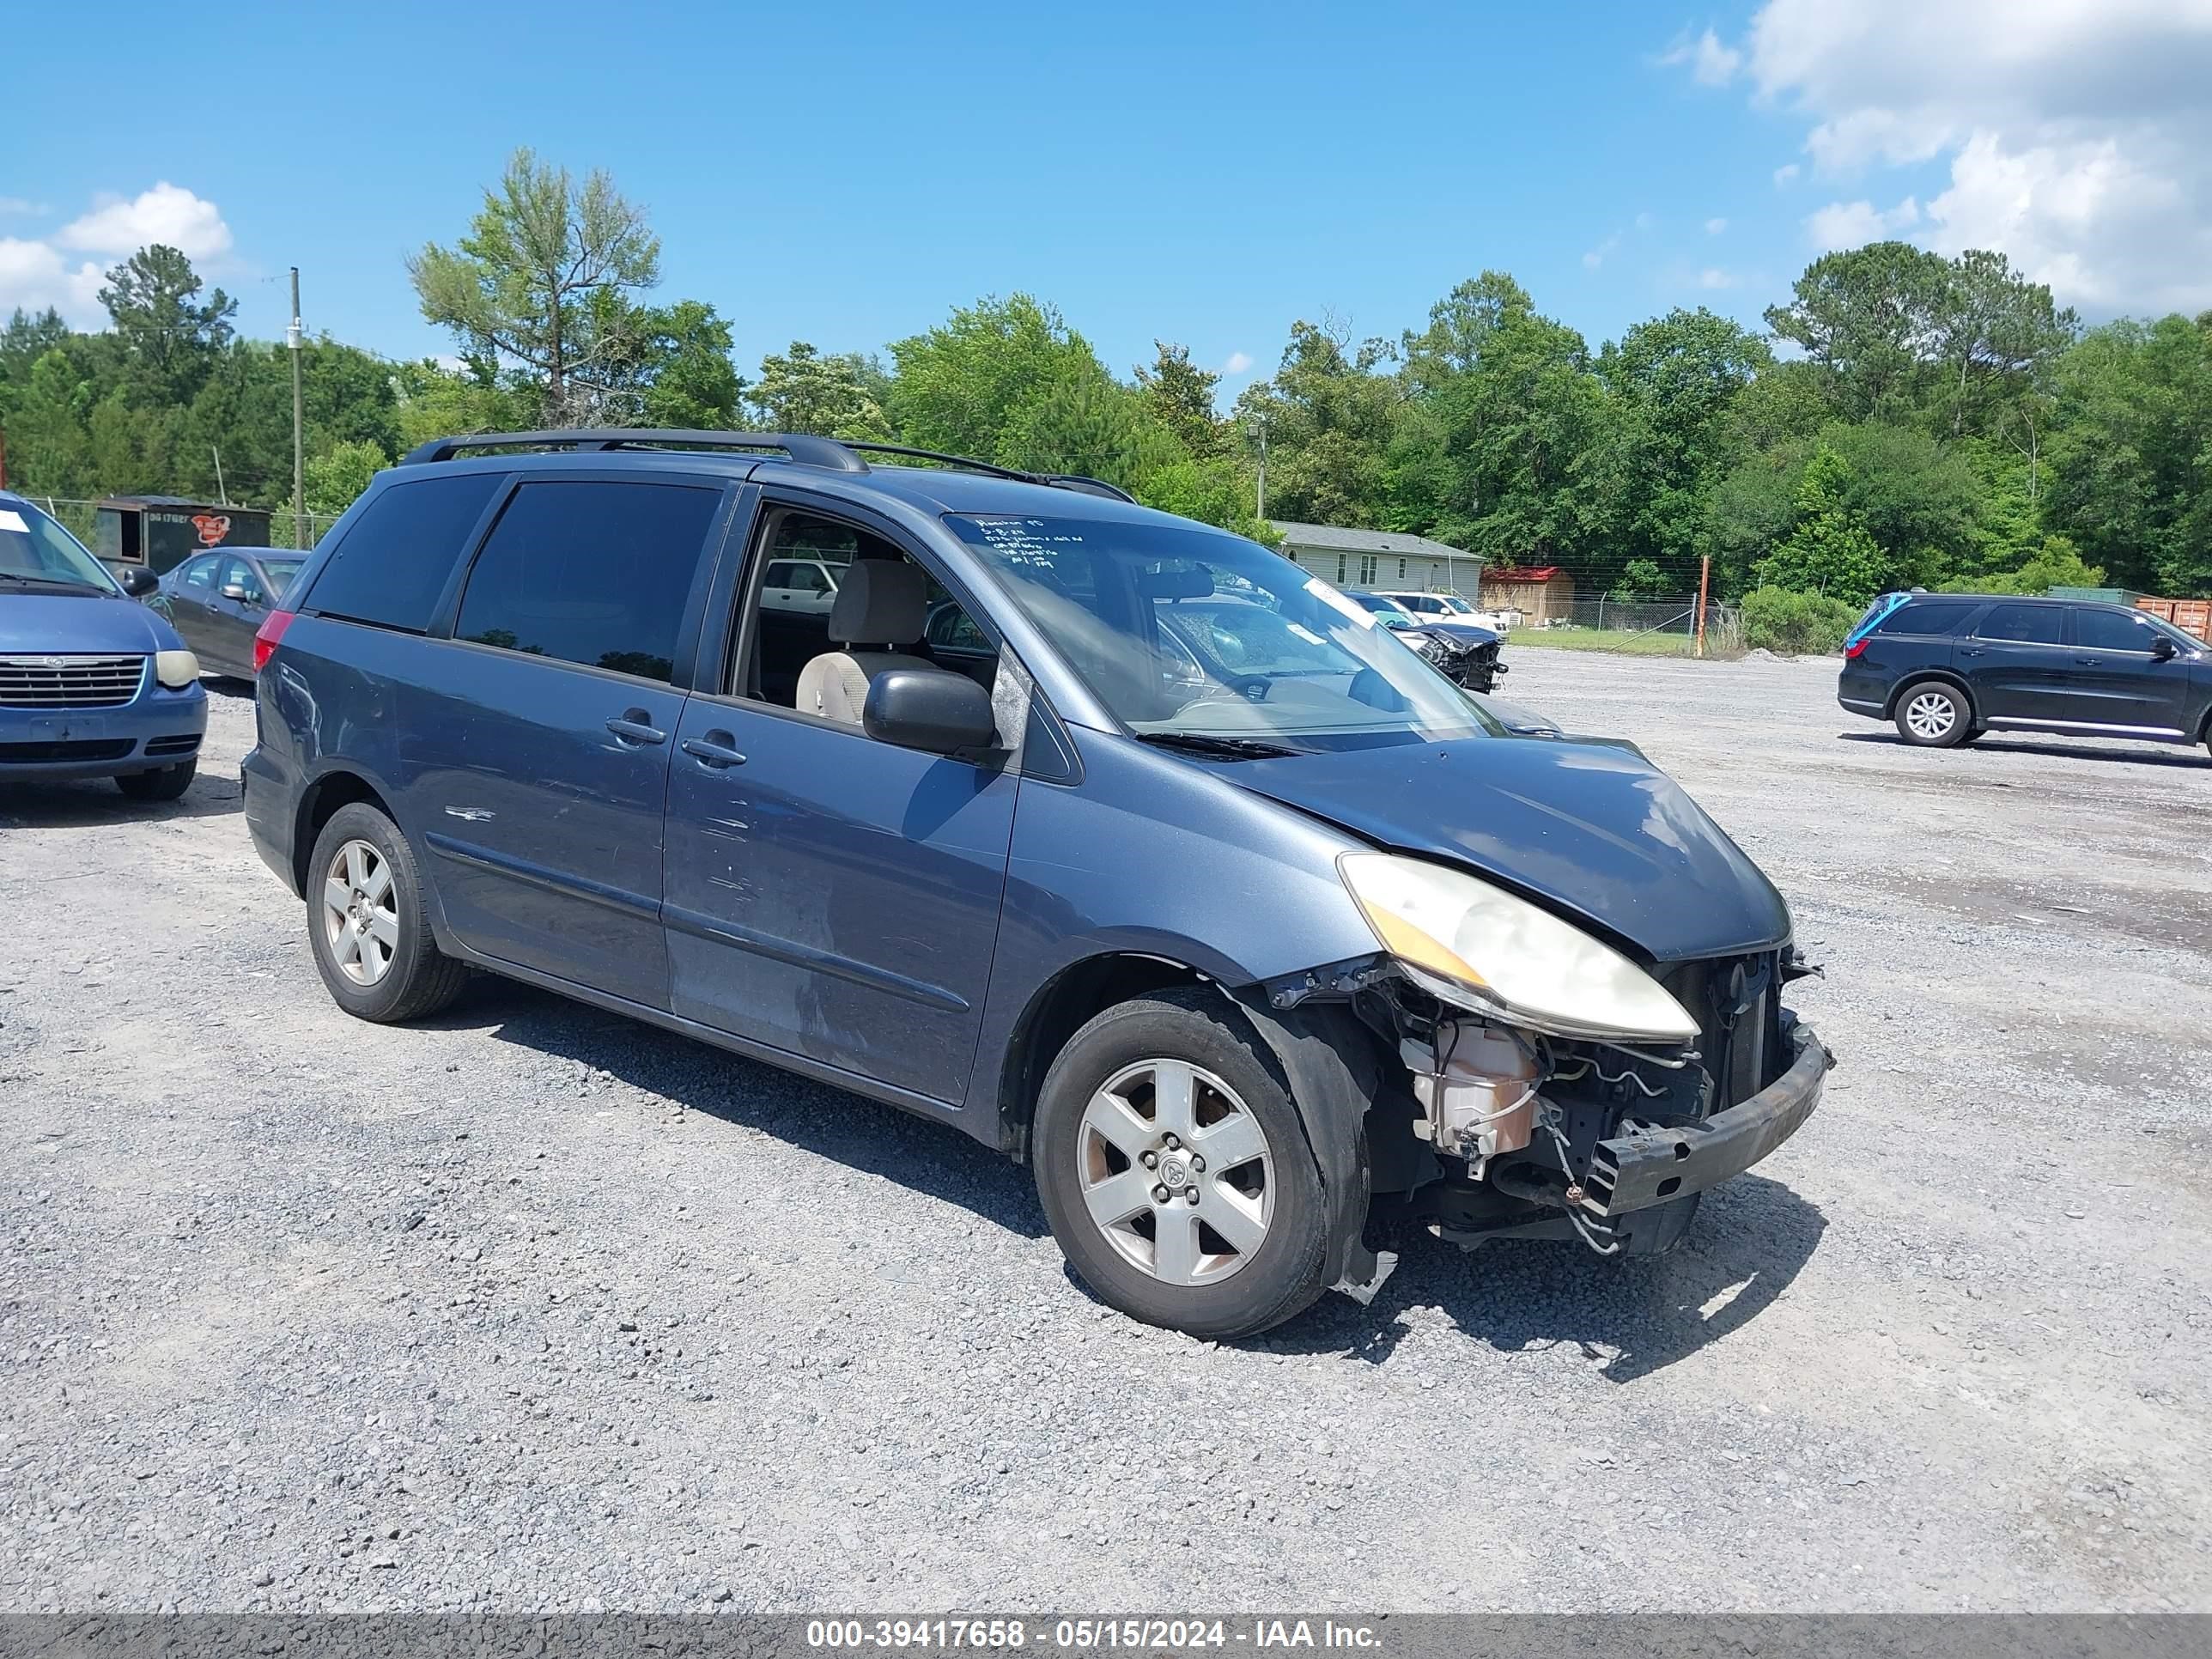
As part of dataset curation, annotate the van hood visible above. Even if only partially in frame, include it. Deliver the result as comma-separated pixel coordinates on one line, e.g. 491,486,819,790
0,592,181,655
1231,734,1792,963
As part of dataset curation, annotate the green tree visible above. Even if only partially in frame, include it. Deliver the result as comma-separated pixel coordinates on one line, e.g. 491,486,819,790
1754,445,1889,603
1134,343,1227,459
408,148,663,425
1764,241,1949,423
747,342,890,438
295,438,389,516
885,294,1106,464
1233,318,1405,528
610,299,743,428
99,245,236,401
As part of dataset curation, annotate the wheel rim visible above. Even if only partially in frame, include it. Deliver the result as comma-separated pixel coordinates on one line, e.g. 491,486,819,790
1905,690,1956,740
321,838,398,987
1075,1059,1273,1287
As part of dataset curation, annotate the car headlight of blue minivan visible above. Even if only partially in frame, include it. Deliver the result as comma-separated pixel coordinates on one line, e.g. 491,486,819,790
1337,852,1700,1045
154,649,199,689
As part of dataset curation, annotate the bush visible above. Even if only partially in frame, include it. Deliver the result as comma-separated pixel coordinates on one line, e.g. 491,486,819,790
1740,585,1861,655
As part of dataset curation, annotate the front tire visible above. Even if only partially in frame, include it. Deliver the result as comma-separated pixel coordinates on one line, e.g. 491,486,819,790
306,802,471,1023
115,758,196,801
1032,989,1334,1339
1894,680,1971,747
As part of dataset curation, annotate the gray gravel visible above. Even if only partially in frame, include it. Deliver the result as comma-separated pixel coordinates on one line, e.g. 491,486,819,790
2,653,2209,1613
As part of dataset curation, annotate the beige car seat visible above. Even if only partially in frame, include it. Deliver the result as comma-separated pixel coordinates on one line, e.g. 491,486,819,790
793,560,933,726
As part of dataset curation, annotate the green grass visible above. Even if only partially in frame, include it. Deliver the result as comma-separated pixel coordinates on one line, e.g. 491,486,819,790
1508,626,1723,657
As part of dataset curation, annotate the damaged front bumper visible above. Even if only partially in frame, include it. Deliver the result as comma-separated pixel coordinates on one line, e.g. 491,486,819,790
1580,1018,1831,1218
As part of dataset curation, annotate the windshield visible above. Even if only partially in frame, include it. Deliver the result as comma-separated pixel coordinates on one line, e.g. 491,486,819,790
945,514,1498,751
0,501,120,595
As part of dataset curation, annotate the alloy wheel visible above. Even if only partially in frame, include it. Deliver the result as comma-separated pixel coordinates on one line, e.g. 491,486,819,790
1905,690,1956,741
321,839,399,987
1074,1058,1273,1286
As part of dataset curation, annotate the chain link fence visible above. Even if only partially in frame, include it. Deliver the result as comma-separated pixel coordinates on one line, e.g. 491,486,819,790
1508,594,1743,657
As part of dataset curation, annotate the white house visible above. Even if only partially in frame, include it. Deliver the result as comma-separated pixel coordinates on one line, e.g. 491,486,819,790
1267,521,1481,601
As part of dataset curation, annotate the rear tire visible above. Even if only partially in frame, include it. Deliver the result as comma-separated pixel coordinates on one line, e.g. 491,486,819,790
306,802,471,1023
115,758,196,801
1032,988,1334,1339
1893,680,1971,747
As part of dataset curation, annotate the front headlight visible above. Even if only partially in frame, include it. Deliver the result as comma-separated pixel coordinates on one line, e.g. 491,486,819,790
154,649,199,689
1339,853,1698,1044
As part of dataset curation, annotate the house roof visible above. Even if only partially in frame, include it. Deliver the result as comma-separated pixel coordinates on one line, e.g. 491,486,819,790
1268,520,1476,562
1484,565,1567,583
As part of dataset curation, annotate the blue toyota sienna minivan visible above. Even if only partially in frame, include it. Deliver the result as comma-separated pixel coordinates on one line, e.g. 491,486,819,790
1,492,207,800
243,430,1830,1337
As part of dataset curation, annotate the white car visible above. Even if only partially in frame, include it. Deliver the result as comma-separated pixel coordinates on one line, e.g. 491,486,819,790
761,556,846,616
1372,590,1506,628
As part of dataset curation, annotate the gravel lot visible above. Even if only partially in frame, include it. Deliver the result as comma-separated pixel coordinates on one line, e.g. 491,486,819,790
3,650,2209,1614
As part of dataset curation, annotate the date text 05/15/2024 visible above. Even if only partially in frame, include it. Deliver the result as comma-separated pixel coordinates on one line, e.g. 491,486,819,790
805,1619,1384,1650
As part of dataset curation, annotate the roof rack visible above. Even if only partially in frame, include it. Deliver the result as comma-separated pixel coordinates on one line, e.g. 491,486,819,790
842,442,1139,503
398,428,1141,503
398,429,867,471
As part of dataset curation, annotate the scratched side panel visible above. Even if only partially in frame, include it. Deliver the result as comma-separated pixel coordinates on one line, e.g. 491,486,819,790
660,696,1018,1106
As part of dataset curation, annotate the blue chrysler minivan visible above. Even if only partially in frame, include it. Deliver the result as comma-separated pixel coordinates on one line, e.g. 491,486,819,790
1,492,207,799
243,431,1829,1337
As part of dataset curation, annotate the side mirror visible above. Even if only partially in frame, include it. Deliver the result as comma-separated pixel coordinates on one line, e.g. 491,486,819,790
221,582,258,604
862,666,999,757
111,563,159,599
2149,634,2178,661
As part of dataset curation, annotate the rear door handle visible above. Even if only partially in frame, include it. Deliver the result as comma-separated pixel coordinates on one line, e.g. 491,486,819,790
2075,657,2100,665
681,732,746,769
605,712,667,745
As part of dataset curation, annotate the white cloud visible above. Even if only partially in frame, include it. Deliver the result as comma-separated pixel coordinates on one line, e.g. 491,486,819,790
1705,216,1729,234
1220,350,1253,375
0,183,236,330
1698,267,1741,289
58,182,232,261
0,237,106,328
1773,163,1800,186
1805,195,1921,250
1661,27,1742,87
1702,0,2212,312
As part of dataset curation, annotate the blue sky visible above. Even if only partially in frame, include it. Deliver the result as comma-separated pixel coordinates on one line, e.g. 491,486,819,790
9,2,2209,405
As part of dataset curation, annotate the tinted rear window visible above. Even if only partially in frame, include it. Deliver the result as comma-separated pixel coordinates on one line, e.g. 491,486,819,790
302,471,503,632
1875,600,1977,636
454,480,720,684
1977,604,2065,644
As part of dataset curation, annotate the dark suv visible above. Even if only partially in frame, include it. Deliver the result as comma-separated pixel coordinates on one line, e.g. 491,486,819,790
243,429,1828,1338
1839,592,2212,755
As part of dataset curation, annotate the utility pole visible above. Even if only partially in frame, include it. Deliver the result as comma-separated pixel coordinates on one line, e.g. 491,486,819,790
1695,556,1711,659
288,267,306,550
1249,413,1267,524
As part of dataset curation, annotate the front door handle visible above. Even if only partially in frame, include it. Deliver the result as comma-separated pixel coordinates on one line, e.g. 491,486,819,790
2075,657,2100,665
681,731,747,769
605,711,667,745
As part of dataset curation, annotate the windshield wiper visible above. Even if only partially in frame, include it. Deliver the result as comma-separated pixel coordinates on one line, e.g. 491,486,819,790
1135,732,1300,760
0,571,108,594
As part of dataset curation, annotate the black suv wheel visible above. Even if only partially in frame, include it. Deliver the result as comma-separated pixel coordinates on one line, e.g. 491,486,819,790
1893,680,1972,747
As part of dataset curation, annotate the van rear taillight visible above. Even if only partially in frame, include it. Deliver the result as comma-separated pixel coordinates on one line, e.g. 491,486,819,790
252,610,297,673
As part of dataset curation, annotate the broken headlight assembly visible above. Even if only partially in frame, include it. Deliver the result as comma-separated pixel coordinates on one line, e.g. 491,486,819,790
1337,853,1698,1046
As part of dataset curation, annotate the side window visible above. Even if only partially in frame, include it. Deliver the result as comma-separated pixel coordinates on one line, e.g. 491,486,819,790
1876,599,1976,636
218,556,258,597
304,471,504,632
1977,604,2064,645
180,556,217,590
456,480,720,684
735,508,995,710
2074,608,2156,652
